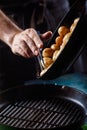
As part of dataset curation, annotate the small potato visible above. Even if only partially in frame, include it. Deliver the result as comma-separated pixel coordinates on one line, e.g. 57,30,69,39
42,48,54,57
52,50,60,61
70,17,80,33
51,43,60,51
63,32,71,45
40,68,48,76
58,26,69,36
74,17,80,25
43,57,53,68
55,36,63,46
70,23,75,32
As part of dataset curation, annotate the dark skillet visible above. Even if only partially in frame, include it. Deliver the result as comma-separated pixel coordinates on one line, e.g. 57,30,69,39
37,0,87,80
0,81,87,130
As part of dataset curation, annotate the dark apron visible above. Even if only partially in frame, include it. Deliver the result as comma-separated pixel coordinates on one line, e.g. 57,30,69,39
0,43,37,90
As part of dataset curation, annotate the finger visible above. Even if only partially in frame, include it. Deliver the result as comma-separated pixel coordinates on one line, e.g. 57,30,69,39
14,47,30,58
18,41,34,57
12,41,33,58
22,34,39,56
26,29,43,49
40,31,53,41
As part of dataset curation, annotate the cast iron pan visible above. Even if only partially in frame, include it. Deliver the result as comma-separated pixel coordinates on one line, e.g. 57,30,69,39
37,0,87,80
0,81,87,130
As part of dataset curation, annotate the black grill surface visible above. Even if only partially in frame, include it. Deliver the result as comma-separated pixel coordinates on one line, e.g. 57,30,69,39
0,97,84,129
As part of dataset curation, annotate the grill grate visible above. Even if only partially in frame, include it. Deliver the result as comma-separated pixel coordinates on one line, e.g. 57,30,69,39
0,97,84,129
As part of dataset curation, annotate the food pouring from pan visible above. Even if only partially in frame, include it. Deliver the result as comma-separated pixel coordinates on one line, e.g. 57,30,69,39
39,17,80,76
35,0,87,80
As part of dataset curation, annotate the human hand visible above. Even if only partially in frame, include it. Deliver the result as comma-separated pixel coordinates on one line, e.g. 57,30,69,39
11,28,52,58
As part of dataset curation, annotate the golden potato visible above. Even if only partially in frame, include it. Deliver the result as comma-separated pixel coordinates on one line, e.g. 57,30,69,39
63,32,71,45
43,57,53,68
42,48,54,57
40,68,48,76
70,23,75,32
55,36,63,46
58,26,69,36
52,50,60,61
74,17,80,25
51,43,60,51
70,17,80,32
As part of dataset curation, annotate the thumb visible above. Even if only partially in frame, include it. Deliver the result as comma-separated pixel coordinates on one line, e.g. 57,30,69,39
40,31,52,42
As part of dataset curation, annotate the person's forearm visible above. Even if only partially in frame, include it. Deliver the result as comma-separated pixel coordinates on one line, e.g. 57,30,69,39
0,10,22,47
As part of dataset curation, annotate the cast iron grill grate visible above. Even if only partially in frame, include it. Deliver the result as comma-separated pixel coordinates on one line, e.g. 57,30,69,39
0,97,84,129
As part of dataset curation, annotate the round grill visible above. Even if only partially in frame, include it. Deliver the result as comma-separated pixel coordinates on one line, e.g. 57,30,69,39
0,97,84,129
